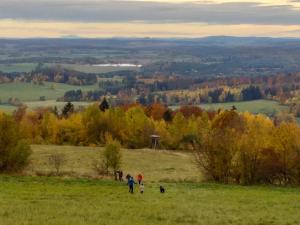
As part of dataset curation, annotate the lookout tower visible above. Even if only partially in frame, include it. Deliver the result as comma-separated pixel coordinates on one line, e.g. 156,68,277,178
150,134,160,149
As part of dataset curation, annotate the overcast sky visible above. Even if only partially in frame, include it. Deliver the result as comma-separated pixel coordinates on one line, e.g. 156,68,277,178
1,0,300,38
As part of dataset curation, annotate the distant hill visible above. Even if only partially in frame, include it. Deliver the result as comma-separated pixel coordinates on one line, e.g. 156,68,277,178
1,36,300,76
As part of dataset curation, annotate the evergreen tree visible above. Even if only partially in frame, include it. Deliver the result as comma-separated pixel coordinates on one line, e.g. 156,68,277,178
99,98,110,112
163,109,173,122
62,102,74,118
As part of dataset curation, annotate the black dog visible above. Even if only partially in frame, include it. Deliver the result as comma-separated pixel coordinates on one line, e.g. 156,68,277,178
160,185,165,193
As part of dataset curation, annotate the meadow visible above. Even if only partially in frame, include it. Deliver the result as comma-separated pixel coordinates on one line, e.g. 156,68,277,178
27,145,199,182
0,145,300,225
0,82,99,102
0,104,17,112
0,101,95,113
0,82,98,112
0,63,38,73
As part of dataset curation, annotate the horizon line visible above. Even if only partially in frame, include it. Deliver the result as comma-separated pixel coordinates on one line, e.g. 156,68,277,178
1,35,300,40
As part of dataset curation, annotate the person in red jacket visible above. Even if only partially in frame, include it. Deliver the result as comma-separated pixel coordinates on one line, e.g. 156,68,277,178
137,173,143,185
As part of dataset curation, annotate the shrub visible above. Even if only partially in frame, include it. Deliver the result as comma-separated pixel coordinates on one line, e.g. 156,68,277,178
101,137,122,180
48,153,66,175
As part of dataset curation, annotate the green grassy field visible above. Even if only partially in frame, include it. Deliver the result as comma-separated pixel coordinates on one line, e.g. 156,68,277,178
0,104,17,112
0,82,98,102
25,100,95,111
170,99,295,120
170,100,288,116
0,145,300,225
199,100,288,115
0,82,99,112
0,63,38,73
1,176,300,225
0,101,96,113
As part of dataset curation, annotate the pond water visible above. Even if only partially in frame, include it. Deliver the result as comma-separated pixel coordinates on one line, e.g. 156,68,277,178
92,64,142,67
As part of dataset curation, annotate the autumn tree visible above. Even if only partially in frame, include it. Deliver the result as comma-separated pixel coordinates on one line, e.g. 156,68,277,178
178,105,203,118
40,112,59,144
13,105,27,122
0,113,31,172
167,112,187,149
56,113,84,145
125,106,154,148
102,137,122,180
195,110,244,183
235,113,274,184
273,122,300,185
104,108,127,143
82,105,105,145
145,103,167,121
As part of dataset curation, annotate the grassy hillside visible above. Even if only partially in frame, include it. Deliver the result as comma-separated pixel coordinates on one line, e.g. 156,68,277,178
28,145,199,182
0,82,98,102
1,145,300,225
1,174,300,225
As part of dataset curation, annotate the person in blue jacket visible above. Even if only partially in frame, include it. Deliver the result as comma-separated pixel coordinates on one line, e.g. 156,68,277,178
128,176,136,193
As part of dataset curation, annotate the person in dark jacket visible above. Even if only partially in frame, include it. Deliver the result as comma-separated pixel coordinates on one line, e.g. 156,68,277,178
128,176,136,193
118,170,123,182
126,174,131,182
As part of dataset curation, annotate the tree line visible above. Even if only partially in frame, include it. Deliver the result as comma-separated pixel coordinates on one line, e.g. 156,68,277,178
1,102,300,185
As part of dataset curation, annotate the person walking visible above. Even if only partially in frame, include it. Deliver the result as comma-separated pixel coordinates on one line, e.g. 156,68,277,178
139,183,145,194
118,170,123,182
128,176,136,194
126,174,131,183
137,173,143,185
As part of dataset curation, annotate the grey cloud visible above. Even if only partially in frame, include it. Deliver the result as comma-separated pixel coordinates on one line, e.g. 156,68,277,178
283,29,300,33
0,0,300,25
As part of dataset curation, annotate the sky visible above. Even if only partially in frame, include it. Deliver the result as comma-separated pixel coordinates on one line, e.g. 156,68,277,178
1,0,300,38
